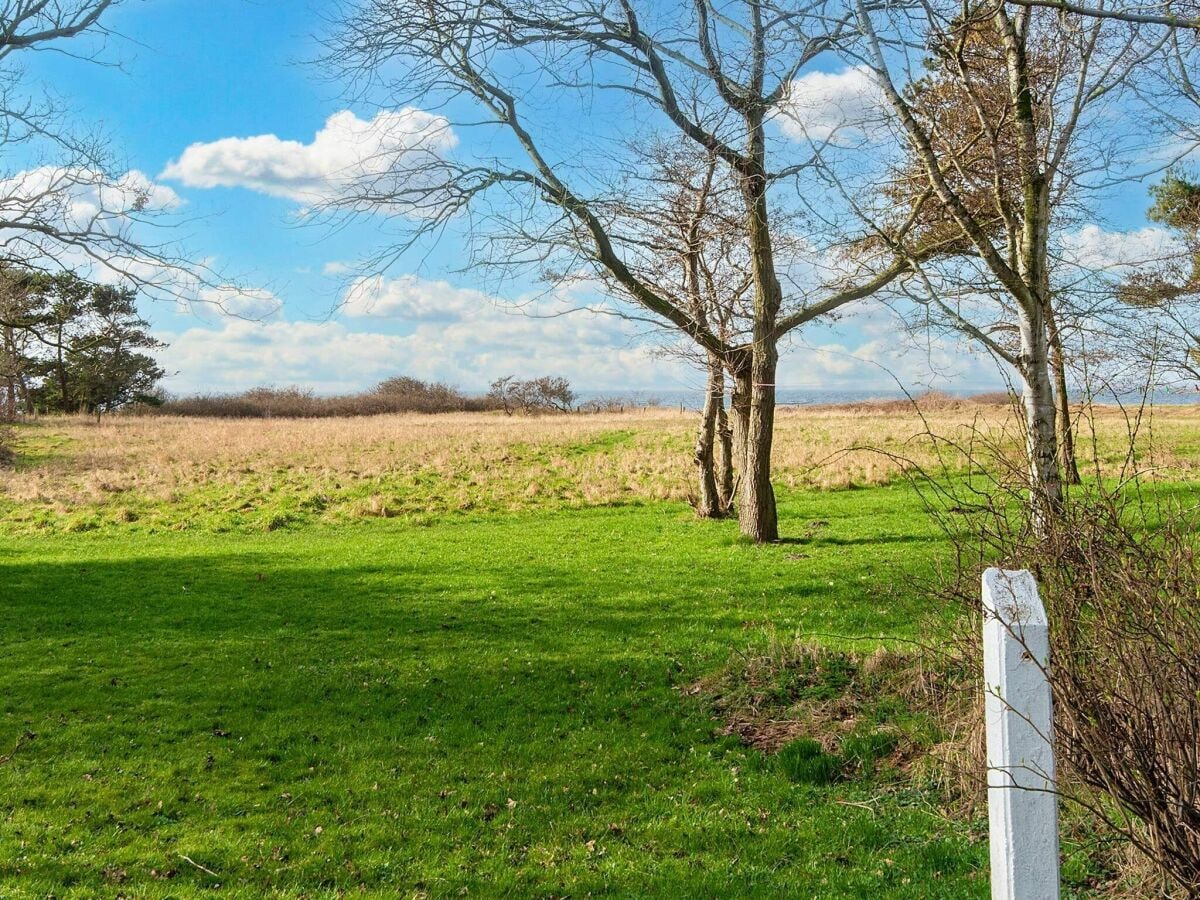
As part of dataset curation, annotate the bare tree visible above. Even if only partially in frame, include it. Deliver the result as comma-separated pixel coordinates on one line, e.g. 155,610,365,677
653,151,744,519
0,1,234,308
845,0,1166,526
488,374,576,414
1004,0,1200,28
566,140,755,518
324,0,941,542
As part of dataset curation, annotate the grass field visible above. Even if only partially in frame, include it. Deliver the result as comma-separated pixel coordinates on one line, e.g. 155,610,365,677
4,401,1200,534
2,405,1196,896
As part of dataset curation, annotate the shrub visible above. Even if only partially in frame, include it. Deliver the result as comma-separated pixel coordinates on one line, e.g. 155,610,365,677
1027,497,1200,893
488,375,575,415
938,459,1200,892
241,387,321,417
150,377,503,419
967,390,1017,405
372,376,469,413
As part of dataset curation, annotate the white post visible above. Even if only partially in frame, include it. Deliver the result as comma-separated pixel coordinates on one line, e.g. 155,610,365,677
982,568,1059,900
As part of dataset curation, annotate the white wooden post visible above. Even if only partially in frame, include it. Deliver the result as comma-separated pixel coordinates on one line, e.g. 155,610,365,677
982,568,1059,900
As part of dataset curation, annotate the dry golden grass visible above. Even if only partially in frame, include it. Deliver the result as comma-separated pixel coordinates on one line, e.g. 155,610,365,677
4,401,1200,532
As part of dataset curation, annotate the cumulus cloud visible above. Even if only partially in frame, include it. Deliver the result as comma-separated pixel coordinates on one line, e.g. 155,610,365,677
156,269,1003,397
341,273,492,321
197,285,284,320
1058,224,1181,271
155,270,677,393
160,319,416,394
776,66,887,145
157,315,667,395
161,109,456,203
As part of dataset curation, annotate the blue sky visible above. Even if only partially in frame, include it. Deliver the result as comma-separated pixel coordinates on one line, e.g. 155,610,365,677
18,0,1162,398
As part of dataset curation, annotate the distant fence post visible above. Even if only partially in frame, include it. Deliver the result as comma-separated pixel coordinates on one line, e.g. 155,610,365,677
982,568,1059,900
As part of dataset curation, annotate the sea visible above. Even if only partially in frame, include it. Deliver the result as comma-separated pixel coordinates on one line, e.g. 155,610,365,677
573,387,1200,412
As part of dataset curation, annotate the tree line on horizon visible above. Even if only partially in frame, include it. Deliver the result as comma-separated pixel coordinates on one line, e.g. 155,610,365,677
137,375,583,419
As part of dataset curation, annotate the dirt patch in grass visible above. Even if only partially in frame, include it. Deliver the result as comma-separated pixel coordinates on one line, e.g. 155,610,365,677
688,637,962,785
691,632,1186,895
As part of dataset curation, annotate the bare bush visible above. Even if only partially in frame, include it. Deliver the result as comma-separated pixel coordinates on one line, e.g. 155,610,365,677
488,376,575,415
373,376,470,413
149,377,500,419
1044,496,1200,894
240,387,320,418
930,414,1200,893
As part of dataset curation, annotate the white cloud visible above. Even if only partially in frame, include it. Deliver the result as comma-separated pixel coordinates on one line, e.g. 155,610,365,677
157,314,670,395
0,165,195,292
197,285,284,320
0,166,183,259
0,166,183,223
156,270,1005,397
160,320,414,394
1058,224,1180,271
323,261,353,276
846,336,999,387
776,66,887,145
156,271,678,393
787,303,1012,391
161,109,456,203
341,274,493,321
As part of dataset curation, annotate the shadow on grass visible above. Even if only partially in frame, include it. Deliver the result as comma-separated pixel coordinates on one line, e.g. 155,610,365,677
0,504,981,895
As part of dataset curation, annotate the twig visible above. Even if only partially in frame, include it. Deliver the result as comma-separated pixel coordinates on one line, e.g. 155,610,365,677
836,799,880,816
0,731,34,767
179,854,219,877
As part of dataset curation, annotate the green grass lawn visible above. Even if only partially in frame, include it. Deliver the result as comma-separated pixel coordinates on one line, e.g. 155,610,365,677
0,485,989,897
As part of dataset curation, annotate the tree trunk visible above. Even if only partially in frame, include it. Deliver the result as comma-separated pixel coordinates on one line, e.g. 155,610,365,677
1018,305,1063,530
716,377,734,513
739,345,779,542
56,325,70,414
738,105,783,543
1046,308,1080,485
1,325,14,421
730,363,752,480
692,355,723,518
16,373,30,417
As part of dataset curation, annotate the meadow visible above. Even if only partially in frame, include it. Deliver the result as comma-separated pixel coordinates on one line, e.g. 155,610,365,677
2,403,1198,896
5,400,1200,534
